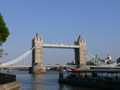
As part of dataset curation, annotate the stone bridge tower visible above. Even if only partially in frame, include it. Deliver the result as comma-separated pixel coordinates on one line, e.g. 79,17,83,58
74,35,86,67
31,33,45,74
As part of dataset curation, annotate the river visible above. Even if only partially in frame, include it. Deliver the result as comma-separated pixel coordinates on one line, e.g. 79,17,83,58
15,71,100,90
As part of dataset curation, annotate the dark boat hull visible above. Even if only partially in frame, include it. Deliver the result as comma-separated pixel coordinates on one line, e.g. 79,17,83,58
59,78,120,89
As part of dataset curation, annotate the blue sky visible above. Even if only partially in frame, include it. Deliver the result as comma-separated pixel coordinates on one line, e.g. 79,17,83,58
0,0,120,64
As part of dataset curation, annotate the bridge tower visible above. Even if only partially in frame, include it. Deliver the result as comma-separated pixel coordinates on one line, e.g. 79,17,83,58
31,33,45,74
74,35,86,67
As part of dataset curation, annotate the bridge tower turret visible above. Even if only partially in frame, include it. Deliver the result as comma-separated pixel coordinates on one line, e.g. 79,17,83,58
74,35,86,67
31,33,45,74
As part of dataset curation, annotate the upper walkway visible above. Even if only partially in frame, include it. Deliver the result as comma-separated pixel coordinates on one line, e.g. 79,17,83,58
43,44,80,49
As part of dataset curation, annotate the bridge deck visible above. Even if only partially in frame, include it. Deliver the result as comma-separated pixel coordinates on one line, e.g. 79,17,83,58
0,65,31,68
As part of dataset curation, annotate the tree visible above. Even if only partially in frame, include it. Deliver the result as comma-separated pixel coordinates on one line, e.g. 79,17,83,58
0,13,10,57
0,14,10,45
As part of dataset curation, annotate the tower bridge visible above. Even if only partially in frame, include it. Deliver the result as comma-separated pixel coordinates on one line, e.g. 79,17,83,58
0,33,87,74
0,34,120,74
31,33,86,74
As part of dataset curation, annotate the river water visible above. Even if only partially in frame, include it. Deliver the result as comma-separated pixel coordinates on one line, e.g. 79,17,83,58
15,71,100,90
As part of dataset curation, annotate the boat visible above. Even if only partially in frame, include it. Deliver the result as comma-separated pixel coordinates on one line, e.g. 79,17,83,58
58,67,120,89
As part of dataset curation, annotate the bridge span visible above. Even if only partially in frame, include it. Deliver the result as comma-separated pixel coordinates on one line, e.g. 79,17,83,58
43,44,80,49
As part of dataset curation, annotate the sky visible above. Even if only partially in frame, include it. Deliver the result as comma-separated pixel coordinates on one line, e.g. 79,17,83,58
0,0,120,64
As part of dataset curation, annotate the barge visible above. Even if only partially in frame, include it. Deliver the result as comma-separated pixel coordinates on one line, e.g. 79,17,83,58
59,67,120,89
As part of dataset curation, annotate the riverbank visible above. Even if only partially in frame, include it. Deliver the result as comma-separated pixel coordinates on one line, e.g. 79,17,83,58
0,73,20,90
0,81,20,90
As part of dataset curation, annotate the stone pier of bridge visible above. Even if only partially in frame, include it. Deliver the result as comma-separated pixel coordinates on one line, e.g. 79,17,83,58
31,33,86,74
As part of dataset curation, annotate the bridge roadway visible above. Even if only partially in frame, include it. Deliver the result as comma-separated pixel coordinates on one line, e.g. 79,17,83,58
0,65,31,68
43,44,80,49
1,64,120,70
0,64,75,69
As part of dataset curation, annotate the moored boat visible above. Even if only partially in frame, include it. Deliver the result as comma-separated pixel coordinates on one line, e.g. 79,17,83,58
58,67,120,89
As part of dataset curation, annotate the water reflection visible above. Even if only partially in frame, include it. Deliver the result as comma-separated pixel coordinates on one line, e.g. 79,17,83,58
32,74,44,90
16,71,100,90
58,84,65,90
